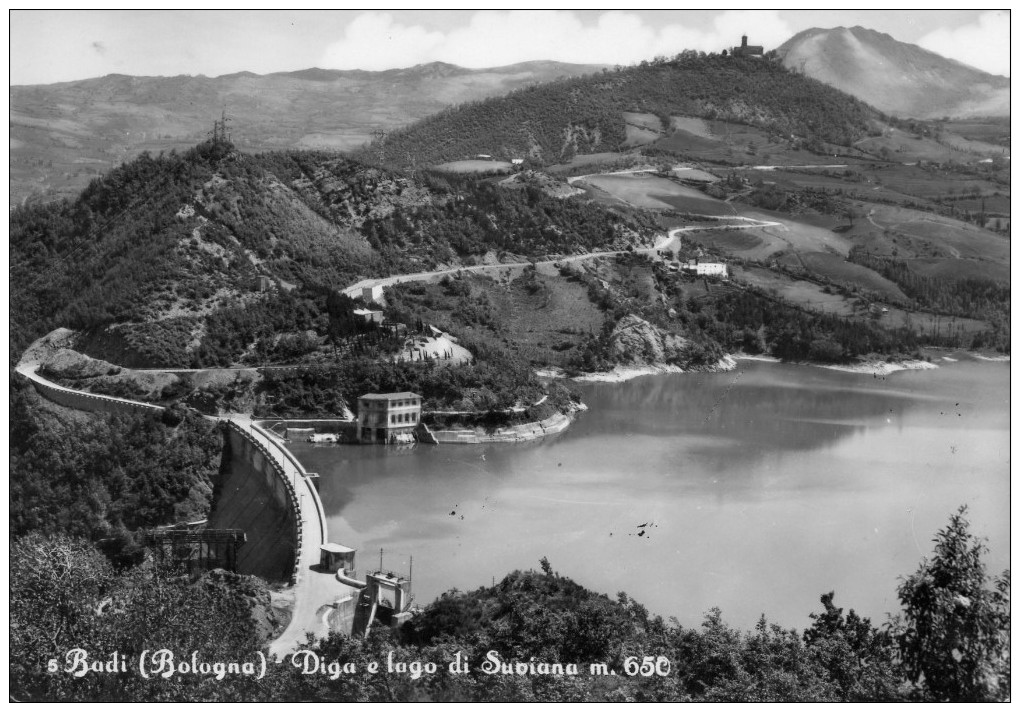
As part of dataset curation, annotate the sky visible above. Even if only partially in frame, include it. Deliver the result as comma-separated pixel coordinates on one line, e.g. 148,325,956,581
9,9,1012,86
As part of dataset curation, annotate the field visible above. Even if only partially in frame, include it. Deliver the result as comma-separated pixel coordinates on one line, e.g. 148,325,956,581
867,204,1011,264
905,257,1011,284
684,227,774,257
669,116,716,140
943,118,1010,150
735,266,857,316
434,160,513,174
853,126,952,161
579,172,730,212
794,252,909,303
622,112,664,148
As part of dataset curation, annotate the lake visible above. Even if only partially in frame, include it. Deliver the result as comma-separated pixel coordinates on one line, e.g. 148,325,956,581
290,358,1010,630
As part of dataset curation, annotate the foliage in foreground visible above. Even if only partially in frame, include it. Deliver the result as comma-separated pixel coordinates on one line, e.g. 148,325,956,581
10,508,1008,701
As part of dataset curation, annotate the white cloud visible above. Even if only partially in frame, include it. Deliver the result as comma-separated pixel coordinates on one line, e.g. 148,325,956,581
917,11,1010,76
321,13,446,70
320,10,793,70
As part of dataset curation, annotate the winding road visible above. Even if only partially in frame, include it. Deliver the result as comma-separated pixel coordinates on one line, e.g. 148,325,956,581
342,216,784,303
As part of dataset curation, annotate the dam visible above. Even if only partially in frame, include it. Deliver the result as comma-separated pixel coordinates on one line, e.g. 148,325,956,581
15,362,411,655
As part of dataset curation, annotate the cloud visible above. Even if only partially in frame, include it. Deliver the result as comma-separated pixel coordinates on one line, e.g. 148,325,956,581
917,11,1010,76
91,40,106,56
321,10,793,70
321,13,445,70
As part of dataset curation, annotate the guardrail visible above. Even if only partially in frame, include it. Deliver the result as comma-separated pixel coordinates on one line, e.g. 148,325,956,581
19,366,166,416
223,421,307,585
250,422,329,549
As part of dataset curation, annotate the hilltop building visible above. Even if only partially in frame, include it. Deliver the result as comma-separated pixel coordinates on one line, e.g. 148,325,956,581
731,35,764,58
356,392,421,444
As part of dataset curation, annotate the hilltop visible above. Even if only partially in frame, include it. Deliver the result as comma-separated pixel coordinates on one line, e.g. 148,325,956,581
777,26,1010,119
366,52,879,169
10,60,603,206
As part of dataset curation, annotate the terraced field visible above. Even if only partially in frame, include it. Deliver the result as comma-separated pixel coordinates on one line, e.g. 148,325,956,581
579,172,733,212
435,159,512,174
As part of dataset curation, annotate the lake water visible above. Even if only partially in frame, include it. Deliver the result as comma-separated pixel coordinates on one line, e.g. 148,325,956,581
291,358,1010,630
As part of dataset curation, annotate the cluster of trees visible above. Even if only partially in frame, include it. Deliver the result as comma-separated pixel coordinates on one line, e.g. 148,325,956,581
358,176,655,267
11,535,269,702
11,508,1010,701
847,247,1011,321
258,351,547,418
9,374,223,565
365,54,876,169
703,288,923,362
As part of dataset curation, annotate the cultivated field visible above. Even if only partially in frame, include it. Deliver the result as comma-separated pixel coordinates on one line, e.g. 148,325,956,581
622,112,665,147
579,172,737,215
735,266,858,316
795,252,909,303
669,116,716,140
434,160,513,174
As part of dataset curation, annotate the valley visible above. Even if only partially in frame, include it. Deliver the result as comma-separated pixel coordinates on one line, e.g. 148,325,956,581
9,25,1010,703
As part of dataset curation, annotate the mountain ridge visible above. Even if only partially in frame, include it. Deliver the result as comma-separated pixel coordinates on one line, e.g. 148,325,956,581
10,60,605,205
777,26,1009,119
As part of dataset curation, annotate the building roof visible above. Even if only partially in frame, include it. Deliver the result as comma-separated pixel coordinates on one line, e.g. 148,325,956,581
359,392,422,401
321,542,356,553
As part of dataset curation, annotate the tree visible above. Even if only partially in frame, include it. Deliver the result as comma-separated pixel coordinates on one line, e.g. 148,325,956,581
892,506,1010,701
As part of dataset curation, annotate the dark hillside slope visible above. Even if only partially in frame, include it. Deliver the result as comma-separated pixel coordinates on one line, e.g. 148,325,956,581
9,142,391,355
10,141,656,361
367,54,878,168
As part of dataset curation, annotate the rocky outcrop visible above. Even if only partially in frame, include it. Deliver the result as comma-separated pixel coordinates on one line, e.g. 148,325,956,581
18,327,77,367
607,314,689,366
39,348,121,380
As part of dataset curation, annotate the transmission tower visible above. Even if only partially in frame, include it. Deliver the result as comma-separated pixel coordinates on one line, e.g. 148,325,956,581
371,129,387,166
208,109,233,144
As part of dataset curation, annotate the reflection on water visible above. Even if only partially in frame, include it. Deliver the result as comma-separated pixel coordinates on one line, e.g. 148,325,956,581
292,360,1009,629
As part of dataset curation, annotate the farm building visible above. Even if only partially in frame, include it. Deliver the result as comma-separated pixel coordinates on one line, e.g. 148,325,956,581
357,392,422,444
682,259,729,277
361,284,384,304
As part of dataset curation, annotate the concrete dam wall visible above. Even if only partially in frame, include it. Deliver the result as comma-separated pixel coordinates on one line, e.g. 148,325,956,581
208,423,302,584
25,370,165,417
18,365,307,586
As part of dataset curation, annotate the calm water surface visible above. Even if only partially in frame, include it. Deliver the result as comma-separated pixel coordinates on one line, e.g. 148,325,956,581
291,359,1009,629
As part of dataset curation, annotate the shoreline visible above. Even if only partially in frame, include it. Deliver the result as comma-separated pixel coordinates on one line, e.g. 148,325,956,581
562,349,1009,385
570,355,737,383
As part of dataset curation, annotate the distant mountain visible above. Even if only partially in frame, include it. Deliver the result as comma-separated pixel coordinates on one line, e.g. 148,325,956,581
777,26,1010,119
9,61,603,205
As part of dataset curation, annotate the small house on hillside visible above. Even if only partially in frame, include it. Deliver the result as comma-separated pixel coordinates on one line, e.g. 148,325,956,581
353,308,384,324
361,284,384,305
682,259,729,278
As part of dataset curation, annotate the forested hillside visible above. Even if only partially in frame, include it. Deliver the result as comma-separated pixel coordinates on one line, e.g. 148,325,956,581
366,53,878,168
9,373,222,565
10,141,653,364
